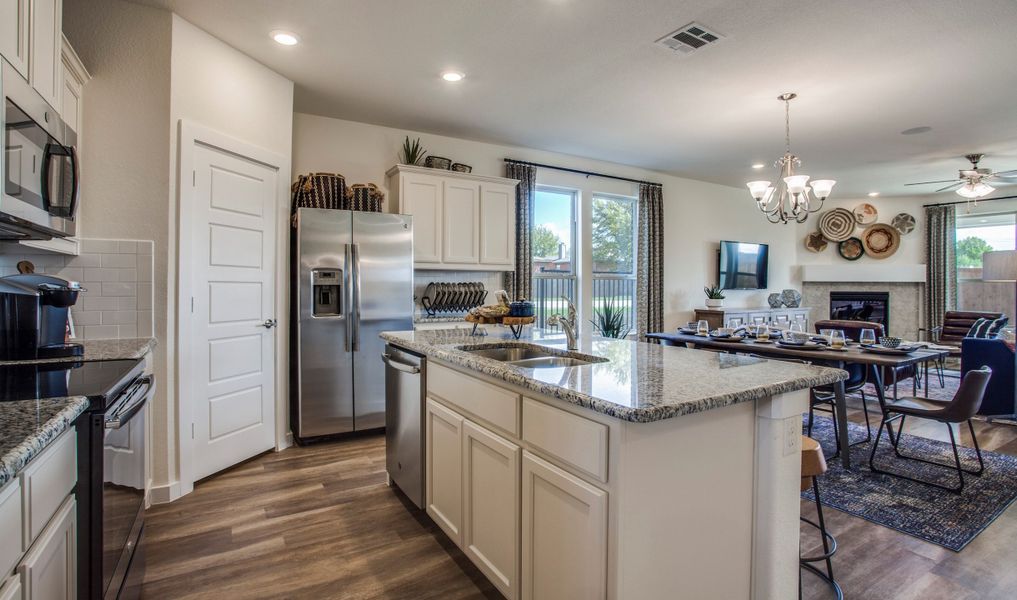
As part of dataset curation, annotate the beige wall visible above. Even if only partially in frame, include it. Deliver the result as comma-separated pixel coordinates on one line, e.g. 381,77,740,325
63,2,293,496
292,113,799,327
63,0,174,487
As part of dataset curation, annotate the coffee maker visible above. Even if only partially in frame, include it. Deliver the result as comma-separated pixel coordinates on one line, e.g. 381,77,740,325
0,274,84,360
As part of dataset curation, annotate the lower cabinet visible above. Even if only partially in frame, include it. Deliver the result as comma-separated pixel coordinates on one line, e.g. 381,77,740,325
18,495,76,600
462,421,520,600
425,399,464,544
521,451,607,600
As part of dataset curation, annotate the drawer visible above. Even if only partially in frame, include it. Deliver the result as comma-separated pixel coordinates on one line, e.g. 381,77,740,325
21,429,77,549
0,574,21,600
428,363,520,437
522,398,609,483
0,479,22,579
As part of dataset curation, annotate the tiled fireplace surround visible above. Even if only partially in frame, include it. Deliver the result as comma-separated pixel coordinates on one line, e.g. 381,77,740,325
803,281,925,340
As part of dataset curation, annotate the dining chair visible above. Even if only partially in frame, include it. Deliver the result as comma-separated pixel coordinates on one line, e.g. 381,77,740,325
868,367,991,493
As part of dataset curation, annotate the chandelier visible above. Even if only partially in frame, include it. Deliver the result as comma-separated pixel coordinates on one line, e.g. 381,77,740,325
746,93,836,224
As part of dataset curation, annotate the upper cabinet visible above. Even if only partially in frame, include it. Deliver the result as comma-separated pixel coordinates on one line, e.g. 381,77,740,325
60,34,89,137
0,0,30,78
388,164,518,271
1,0,64,112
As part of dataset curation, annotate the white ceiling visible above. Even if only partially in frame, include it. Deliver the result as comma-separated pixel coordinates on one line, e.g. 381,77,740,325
135,0,1017,197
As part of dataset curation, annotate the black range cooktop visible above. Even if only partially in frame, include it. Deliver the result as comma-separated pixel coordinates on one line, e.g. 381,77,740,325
0,359,143,408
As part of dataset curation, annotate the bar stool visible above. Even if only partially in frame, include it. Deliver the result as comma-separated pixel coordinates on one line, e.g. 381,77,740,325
800,435,843,600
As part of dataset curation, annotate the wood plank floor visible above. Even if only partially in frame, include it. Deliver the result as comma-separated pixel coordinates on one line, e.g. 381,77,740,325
143,401,1017,600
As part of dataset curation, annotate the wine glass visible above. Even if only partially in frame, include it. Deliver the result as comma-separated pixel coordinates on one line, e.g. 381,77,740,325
756,325,770,342
830,330,846,350
819,328,834,343
697,319,709,336
789,321,804,334
860,328,876,346
727,318,742,329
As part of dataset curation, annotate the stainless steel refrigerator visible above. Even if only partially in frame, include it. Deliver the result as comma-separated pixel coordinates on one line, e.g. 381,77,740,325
290,208,413,441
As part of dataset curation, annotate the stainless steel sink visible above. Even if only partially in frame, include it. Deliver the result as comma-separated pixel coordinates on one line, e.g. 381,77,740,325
460,345,607,368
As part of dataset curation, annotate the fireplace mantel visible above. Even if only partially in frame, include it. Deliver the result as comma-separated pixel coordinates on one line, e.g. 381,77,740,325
799,264,926,283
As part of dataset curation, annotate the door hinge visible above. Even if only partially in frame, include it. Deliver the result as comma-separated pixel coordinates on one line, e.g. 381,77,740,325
191,423,195,439
191,297,194,313
192,170,196,187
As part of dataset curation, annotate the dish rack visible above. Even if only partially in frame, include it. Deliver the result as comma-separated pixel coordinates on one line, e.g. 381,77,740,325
420,282,488,317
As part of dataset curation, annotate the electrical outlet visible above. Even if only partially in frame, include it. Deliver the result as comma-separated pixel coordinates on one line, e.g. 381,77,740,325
784,417,800,457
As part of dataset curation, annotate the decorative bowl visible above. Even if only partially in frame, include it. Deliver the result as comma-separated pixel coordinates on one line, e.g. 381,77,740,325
451,162,472,173
425,156,452,170
784,331,810,345
879,336,902,348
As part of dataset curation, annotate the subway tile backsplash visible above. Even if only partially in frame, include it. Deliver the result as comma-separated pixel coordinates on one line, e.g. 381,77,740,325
0,239,154,340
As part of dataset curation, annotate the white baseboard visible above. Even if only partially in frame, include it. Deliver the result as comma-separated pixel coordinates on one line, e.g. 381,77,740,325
277,431,293,452
149,480,185,505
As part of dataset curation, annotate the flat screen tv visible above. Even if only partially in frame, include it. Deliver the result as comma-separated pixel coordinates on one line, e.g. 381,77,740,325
718,241,769,290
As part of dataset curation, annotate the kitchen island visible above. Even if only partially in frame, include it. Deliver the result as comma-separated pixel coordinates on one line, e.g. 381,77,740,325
381,327,845,600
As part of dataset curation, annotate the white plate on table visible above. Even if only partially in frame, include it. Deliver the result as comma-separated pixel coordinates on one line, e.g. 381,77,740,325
776,341,824,350
861,345,919,355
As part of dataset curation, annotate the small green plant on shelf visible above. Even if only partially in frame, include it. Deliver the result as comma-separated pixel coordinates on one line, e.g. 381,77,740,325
400,136,427,166
590,297,631,339
703,285,725,299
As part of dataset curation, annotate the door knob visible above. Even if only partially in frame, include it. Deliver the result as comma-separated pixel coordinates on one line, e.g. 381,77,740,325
260,319,277,329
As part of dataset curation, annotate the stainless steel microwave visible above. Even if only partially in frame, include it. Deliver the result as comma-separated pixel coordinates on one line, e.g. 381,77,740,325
1,58,78,240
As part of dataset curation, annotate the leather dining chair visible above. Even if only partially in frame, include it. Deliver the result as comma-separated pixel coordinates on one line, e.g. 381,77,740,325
868,367,992,493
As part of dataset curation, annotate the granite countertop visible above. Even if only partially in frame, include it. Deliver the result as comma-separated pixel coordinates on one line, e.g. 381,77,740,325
0,396,89,487
0,337,157,366
381,328,847,423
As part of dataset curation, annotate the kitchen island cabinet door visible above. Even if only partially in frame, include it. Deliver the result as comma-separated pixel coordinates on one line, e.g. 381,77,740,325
463,421,520,600
19,495,75,600
425,399,464,546
521,451,607,600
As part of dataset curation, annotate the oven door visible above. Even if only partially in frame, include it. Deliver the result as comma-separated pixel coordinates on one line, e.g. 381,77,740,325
102,374,154,600
1,60,77,238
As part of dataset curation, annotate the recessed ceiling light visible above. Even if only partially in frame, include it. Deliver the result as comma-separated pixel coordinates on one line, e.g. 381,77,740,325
980,219,988,223
751,163,765,169
441,71,465,82
271,30,300,46
867,192,879,197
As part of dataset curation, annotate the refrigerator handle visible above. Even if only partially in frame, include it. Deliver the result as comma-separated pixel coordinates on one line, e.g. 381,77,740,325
344,243,352,353
352,243,362,351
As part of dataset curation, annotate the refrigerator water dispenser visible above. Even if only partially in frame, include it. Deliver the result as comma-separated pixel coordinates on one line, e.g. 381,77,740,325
311,269,342,317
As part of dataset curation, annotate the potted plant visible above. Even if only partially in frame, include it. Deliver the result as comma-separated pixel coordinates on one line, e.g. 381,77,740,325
400,136,427,166
590,297,631,339
704,285,726,308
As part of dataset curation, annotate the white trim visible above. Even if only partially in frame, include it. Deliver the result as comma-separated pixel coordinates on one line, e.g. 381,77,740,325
175,119,289,500
799,263,926,282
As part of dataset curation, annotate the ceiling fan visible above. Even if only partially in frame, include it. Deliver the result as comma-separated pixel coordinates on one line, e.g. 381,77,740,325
906,154,1017,199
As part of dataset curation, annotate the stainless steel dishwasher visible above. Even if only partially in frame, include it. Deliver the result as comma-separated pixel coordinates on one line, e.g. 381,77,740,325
382,344,426,508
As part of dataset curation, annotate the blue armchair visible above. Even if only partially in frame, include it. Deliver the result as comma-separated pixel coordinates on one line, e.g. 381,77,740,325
962,337,1016,418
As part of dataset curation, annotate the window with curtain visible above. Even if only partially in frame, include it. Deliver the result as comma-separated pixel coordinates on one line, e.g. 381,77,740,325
592,194,637,336
531,187,576,327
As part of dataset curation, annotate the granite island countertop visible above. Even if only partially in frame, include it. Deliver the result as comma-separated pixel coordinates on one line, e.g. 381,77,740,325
0,396,89,487
381,328,847,423
0,337,156,366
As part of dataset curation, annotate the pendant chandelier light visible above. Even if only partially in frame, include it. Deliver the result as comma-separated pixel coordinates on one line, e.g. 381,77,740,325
747,93,835,224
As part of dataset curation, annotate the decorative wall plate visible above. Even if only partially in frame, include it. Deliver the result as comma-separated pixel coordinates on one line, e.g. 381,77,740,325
891,212,916,235
838,237,864,261
853,203,879,225
861,223,901,259
804,231,828,253
818,208,856,242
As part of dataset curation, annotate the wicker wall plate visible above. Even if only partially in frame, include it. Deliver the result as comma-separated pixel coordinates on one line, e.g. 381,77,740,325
838,237,864,261
853,203,879,225
818,208,856,242
804,231,828,253
891,212,916,235
861,223,901,259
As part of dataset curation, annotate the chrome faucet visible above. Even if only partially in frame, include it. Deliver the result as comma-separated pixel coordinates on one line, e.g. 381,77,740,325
548,296,579,350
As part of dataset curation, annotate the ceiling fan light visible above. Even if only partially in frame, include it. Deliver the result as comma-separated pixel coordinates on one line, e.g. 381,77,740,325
956,183,981,199
747,180,771,201
810,179,836,199
784,175,810,194
974,182,995,197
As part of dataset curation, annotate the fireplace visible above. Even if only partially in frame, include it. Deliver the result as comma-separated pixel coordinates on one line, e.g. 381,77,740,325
830,291,890,332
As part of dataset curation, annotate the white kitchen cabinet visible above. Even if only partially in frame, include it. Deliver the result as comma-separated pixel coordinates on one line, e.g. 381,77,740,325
387,165,518,271
479,183,515,266
60,35,89,137
441,180,480,264
18,495,76,600
29,0,62,111
462,420,520,600
425,399,464,545
521,450,607,600
0,0,30,78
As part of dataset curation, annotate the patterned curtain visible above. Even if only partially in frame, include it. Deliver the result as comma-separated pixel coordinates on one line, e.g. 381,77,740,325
637,183,664,341
503,161,537,300
925,205,957,333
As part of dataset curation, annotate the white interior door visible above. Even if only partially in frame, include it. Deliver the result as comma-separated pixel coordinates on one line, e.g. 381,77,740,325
190,142,277,481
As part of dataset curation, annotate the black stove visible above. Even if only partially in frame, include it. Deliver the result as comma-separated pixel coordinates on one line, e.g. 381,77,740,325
0,359,143,408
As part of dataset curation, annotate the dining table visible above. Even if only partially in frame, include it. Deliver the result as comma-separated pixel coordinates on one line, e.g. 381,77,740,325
647,331,952,469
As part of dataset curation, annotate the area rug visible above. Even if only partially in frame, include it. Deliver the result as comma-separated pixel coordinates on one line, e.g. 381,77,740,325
802,414,1017,551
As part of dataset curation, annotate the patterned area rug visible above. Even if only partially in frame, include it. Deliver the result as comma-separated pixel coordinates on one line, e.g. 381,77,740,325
802,414,1017,551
